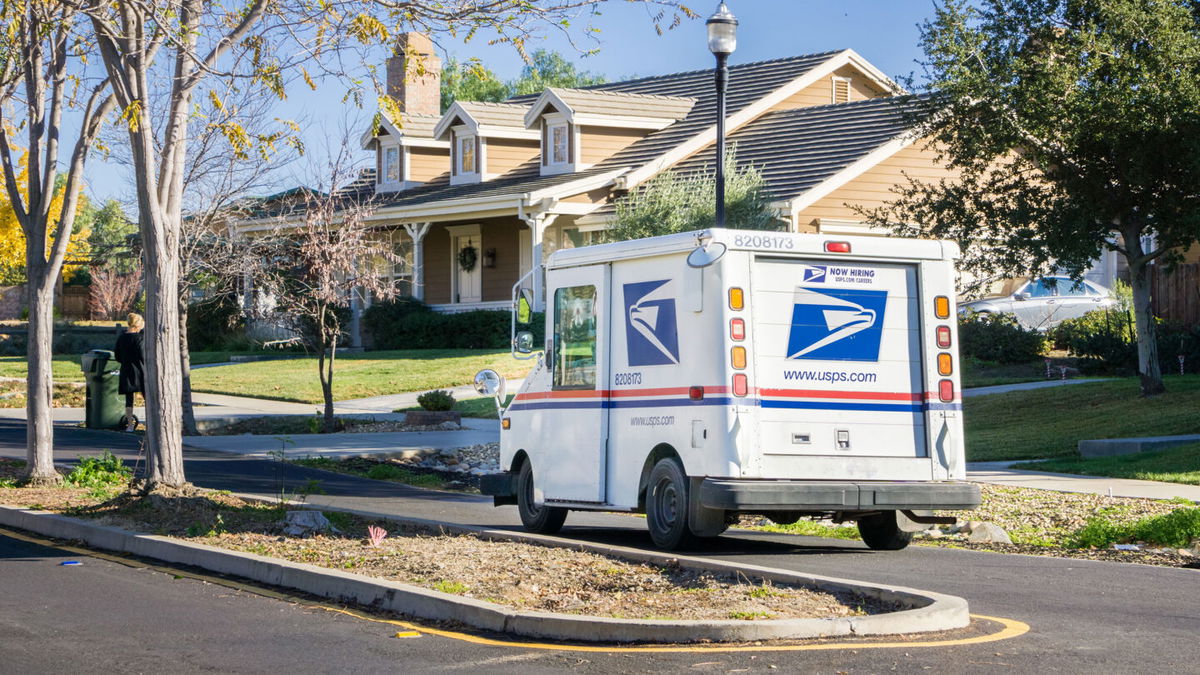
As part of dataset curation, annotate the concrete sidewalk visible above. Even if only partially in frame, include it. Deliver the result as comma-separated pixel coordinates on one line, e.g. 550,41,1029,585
966,461,1200,502
962,378,1110,398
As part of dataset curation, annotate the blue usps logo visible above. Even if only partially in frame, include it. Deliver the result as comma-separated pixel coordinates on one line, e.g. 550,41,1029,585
802,266,827,283
786,286,888,361
624,280,680,366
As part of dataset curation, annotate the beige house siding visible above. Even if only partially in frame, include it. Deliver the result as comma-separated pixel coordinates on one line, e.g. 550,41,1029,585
793,140,954,231
409,147,449,183
416,217,526,305
579,126,649,165
423,224,452,304
770,64,886,111
486,138,540,176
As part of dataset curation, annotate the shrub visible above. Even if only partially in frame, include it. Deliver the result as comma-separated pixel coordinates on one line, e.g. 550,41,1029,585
65,451,132,488
1068,507,1200,549
417,390,455,411
958,312,1048,364
1053,310,1200,375
363,297,545,350
367,463,407,480
187,295,246,352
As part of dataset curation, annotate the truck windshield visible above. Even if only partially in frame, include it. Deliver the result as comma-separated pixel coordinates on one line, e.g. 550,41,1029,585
553,284,597,389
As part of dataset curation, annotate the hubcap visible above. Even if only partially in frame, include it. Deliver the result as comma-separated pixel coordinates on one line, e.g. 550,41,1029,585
655,477,680,529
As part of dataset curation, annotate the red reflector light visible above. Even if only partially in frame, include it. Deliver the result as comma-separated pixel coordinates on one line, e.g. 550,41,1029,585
938,379,955,402
732,374,748,397
689,386,704,401
730,318,745,341
824,241,851,253
936,325,952,348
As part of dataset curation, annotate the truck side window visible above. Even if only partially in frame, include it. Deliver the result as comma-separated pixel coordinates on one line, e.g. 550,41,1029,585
553,284,597,389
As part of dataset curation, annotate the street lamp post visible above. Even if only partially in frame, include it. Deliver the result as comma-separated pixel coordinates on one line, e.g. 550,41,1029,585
707,2,738,229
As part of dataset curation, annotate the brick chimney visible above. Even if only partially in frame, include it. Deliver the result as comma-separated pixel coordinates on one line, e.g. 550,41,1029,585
386,33,442,117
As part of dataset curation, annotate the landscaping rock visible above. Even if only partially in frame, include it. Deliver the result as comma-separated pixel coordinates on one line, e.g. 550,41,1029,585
282,510,337,537
966,522,1012,544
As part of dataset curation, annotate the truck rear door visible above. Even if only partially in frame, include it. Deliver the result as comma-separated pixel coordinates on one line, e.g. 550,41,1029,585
750,257,930,480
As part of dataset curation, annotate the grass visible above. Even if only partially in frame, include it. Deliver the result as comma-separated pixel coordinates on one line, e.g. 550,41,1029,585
190,349,532,404
397,394,516,419
291,456,451,490
0,355,86,382
961,358,1050,389
964,375,1200,462
1011,443,1200,486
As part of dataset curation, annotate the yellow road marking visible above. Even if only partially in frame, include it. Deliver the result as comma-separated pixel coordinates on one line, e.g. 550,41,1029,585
1,526,1029,653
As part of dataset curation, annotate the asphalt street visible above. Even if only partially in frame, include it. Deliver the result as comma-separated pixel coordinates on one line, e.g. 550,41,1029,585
1,418,1198,673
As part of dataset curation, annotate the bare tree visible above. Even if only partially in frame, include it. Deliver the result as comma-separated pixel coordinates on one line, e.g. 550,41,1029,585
0,1,116,484
254,148,400,432
89,266,143,319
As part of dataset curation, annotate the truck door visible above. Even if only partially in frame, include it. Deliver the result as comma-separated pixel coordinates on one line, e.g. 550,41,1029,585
539,264,610,503
750,258,930,480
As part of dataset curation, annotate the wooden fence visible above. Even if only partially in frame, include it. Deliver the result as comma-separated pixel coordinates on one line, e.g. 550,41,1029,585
1151,262,1200,326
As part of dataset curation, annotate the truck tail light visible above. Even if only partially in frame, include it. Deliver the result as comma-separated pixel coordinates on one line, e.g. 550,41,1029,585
689,386,704,401
731,346,746,369
937,353,953,376
938,379,954,402
824,241,851,253
730,318,745,341
936,325,952,348
728,287,744,310
732,374,748,397
934,295,951,319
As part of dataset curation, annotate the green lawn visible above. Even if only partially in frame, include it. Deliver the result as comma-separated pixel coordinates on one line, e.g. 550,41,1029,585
0,356,85,381
965,375,1200,462
961,359,1050,389
397,394,515,418
1011,443,1200,486
190,349,534,404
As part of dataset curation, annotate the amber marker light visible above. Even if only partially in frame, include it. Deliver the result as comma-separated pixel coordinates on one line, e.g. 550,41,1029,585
731,346,747,369
934,295,951,319
728,287,744,310
937,353,953,376
501,418,511,430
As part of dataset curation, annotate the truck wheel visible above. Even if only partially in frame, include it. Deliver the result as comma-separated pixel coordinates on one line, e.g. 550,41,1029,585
646,458,696,550
857,512,913,551
517,461,567,535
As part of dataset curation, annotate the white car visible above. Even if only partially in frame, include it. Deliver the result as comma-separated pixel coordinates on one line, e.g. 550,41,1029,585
958,276,1118,330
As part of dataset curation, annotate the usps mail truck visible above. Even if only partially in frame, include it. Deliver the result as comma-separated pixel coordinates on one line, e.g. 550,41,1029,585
478,228,979,551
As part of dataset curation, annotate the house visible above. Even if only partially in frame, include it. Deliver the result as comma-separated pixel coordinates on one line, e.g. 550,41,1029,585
238,33,962,326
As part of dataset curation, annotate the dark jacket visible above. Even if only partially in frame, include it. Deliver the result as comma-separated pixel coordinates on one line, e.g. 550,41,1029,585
114,331,145,395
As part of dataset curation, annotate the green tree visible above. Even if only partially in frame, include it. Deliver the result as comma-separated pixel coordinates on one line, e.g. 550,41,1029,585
81,199,138,273
610,151,780,241
441,49,608,111
869,0,1200,396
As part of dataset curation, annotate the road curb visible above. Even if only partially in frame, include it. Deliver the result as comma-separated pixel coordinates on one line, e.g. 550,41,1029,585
0,503,969,643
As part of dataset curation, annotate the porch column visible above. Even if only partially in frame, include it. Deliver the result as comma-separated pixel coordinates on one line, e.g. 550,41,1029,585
403,222,432,301
520,213,559,312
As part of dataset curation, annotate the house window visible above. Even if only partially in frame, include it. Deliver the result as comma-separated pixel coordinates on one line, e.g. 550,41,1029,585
391,231,414,296
550,124,569,164
383,146,400,183
561,227,604,249
459,135,476,173
832,76,851,103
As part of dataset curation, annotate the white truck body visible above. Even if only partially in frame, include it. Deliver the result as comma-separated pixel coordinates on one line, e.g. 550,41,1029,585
481,228,979,549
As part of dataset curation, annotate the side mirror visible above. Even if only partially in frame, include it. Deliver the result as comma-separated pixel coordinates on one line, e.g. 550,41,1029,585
516,288,533,325
473,368,507,418
1016,292,1032,301
514,330,534,354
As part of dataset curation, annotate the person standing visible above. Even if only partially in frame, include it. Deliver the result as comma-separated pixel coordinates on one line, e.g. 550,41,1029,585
114,312,145,432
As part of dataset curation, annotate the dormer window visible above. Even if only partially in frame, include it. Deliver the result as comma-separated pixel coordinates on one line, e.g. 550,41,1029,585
383,146,400,183
550,123,569,164
459,134,476,174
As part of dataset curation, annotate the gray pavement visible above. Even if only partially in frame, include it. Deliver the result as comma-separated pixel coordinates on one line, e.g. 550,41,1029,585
965,462,1200,502
961,377,1111,397
183,420,500,460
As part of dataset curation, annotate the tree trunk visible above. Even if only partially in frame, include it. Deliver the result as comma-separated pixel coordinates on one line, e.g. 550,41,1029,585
1122,224,1165,396
141,209,188,487
179,298,198,436
318,332,336,433
23,271,61,485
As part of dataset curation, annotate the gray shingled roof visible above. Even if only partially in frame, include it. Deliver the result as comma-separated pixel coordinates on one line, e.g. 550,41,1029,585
541,87,695,121
669,95,925,202
385,113,440,138
454,100,528,128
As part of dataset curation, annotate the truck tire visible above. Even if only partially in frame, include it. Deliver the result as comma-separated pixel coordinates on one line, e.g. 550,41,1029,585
857,512,913,551
646,458,696,550
517,460,567,535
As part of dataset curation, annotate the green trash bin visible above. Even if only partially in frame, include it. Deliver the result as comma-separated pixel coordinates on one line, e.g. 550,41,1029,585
81,349,123,430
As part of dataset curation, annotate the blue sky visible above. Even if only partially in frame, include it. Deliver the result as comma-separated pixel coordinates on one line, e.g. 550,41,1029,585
82,0,940,203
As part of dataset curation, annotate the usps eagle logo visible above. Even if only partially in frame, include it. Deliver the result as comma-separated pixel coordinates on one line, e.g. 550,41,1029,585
802,266,827,283
786,287,888,361
624,279,680,366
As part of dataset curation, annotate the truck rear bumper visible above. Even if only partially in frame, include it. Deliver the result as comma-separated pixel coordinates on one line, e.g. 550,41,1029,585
699,479,980,512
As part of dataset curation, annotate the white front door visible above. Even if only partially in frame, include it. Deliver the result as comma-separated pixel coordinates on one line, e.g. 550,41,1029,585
452,232,482,303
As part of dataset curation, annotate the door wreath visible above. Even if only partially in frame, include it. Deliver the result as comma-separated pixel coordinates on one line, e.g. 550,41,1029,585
458,245,478,272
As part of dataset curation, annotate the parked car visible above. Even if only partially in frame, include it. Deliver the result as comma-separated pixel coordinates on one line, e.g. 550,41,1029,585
958,276,1118,330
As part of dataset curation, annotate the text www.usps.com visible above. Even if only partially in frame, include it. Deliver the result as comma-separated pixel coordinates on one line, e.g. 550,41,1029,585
782,370,878,384
631,415,675,427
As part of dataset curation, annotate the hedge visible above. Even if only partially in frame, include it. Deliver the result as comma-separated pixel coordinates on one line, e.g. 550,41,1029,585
958,311,1049,364
363,297,545,350
1053,308,1200,375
